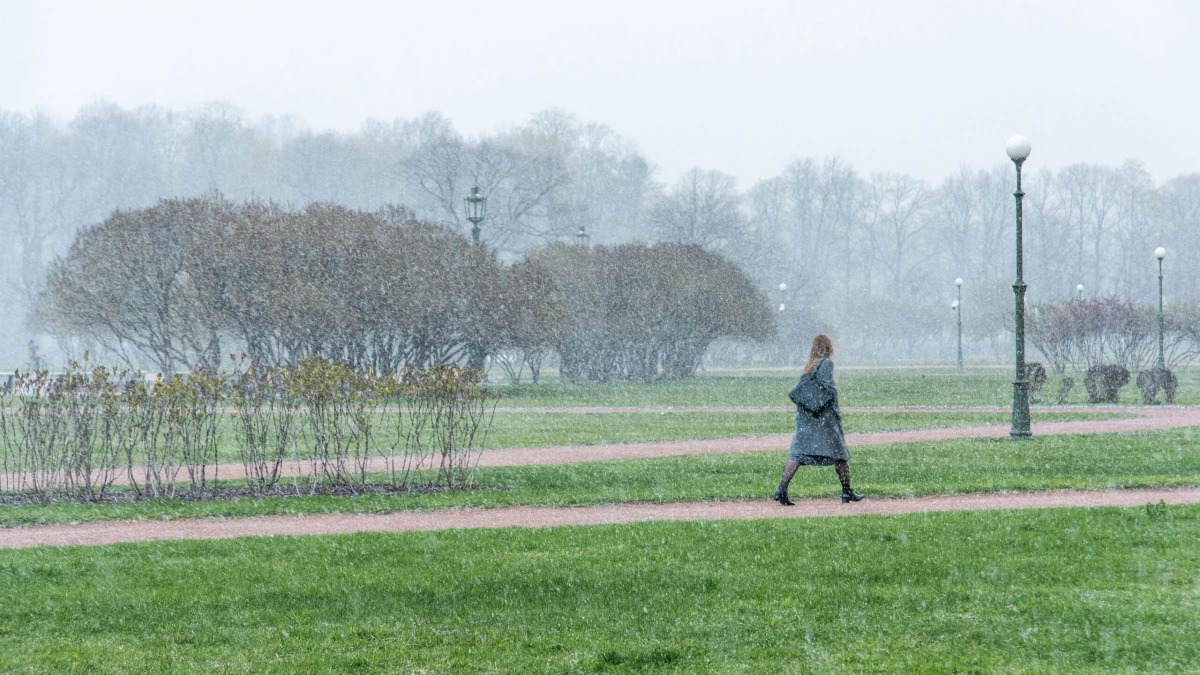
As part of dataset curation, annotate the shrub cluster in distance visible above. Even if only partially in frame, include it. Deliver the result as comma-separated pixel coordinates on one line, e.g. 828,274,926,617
35,195,774,382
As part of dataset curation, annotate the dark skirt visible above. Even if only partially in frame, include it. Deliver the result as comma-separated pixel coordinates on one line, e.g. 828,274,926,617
792,453,840,466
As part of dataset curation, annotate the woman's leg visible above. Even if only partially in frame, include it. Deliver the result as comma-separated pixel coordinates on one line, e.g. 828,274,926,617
834,461,851,492
835,460,863,501
779,460,801,489
773,459,802,505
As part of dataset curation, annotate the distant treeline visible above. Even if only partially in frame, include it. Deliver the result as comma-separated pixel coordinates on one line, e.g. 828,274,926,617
5,102,1200,363
35,195,771,381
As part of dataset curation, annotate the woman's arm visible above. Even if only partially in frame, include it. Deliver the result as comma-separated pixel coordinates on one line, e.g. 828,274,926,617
814,359,836,390
817,359,843,425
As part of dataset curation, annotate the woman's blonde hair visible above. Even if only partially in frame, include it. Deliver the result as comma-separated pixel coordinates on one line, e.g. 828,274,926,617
803,334,834,374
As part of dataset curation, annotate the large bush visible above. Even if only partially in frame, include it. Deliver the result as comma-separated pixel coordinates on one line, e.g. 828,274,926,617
523,242,773,382
36,196,503,373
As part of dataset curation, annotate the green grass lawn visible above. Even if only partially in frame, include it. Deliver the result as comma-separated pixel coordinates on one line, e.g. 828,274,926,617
482,409,1121,449
5,427,1197,527
0,504,1195,673
491,366,1200,408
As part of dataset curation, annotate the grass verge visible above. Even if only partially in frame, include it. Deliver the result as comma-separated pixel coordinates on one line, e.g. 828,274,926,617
492,367,1200,408
482,409,1122,448
0,505,1195,672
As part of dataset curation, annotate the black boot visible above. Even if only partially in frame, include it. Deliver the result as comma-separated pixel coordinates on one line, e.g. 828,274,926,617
835,461,862,503
772,485,795,506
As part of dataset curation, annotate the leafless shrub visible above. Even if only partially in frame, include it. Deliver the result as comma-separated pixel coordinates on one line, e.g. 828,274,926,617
229,358,299,493
161,371,225,494
125,377,178,498
402,365,498,488
1030,298,1200,374
0,369,64,501
0,358,136,502
291,357,375,491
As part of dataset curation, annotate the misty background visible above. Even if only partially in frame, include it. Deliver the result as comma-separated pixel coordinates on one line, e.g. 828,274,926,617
2,0,1198,367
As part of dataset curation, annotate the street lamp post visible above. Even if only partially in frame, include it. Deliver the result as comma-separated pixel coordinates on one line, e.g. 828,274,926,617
954,278,964,369
1006,135,1033,439
1076,284,1084,301
575,225,591,246
1156,247,1167,371
464,187,487,245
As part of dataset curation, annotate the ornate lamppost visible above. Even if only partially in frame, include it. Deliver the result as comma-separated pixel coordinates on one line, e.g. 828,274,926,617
954,277,963,369
1006,135,1033,439
464,187,487,245
1155,247,1167,371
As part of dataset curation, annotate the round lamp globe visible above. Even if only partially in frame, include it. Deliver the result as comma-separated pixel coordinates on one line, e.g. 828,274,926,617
1005,135,1032,160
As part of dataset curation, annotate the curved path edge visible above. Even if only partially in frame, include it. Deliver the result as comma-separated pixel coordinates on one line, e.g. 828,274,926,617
2,487,1196,550
479,407,1200,467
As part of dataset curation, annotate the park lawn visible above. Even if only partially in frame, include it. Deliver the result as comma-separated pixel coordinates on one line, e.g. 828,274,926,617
480,409,1122,449
491,366,1200,408
0,504,1195,673
3,426,1198,527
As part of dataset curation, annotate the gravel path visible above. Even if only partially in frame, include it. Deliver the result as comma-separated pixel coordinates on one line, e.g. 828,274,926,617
473,406,1198,468
491,405,1131,413
2,486,1196,550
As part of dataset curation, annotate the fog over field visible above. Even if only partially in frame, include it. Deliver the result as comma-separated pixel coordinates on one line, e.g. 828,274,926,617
2,0,1198,367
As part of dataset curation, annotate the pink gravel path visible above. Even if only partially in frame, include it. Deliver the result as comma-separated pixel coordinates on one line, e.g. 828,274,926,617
474,407,1199,468
2,487,1195,550
492,405,1131,413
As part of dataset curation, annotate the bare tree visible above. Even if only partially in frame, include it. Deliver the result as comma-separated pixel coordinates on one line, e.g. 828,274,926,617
651,168,742,251
862,172,929,296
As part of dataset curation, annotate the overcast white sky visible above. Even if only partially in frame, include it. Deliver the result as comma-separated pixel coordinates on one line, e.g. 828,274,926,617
2,0,1197,186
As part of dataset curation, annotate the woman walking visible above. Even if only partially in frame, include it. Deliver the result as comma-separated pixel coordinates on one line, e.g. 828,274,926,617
772,335,863,505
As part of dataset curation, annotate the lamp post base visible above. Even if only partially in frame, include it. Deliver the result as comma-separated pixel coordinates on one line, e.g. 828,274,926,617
1011,380,1032,439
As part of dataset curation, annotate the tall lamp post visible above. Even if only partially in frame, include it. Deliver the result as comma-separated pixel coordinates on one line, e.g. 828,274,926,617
1156,247,1167,372
954,278,964,369
1076,284,1084,301
1006,135,1033,439
464,187,487,245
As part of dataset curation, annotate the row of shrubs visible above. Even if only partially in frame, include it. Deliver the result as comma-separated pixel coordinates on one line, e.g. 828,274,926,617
0,356,498,503
1025,362,1177,405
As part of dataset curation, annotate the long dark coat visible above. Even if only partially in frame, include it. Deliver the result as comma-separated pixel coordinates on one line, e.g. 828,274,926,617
788,358,850,463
